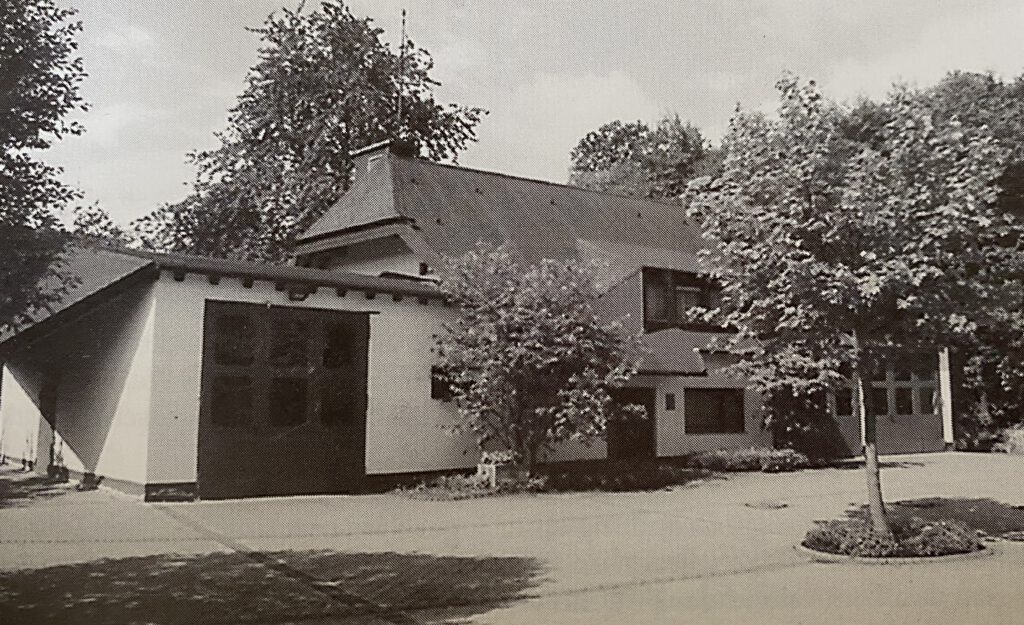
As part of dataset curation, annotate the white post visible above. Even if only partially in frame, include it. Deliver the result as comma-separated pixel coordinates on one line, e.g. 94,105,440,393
857,376,867,450
939,348,954,449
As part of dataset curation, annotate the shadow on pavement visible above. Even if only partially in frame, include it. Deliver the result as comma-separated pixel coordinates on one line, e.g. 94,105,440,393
0,549,545,625
0,466,74,510
824,459,926,471
844,497,1024,540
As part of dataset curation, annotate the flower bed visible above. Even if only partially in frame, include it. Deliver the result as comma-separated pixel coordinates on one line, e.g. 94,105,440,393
803,516,984,558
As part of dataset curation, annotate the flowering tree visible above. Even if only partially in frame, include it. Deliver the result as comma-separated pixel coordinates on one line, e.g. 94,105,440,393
687,75,1014,535
436,244,644,475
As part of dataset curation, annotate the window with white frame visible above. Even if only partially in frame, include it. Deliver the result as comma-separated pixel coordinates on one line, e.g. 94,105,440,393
831,355,939,417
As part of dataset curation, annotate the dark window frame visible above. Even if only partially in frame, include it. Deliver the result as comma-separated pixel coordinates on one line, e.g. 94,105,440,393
684,388,745,434
431,366,454,402
642,268,722,332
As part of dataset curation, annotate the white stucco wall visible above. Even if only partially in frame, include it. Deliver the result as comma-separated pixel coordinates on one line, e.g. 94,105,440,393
148,273,477,482
0,285,156,485
0,362,45,468
326,235,429,278
645,374,769,457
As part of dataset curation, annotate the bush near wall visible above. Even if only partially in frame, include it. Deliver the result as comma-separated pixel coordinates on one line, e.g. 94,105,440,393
685,447,811,473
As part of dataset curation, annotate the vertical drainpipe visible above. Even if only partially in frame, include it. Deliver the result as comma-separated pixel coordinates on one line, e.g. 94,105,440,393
939,347,955,450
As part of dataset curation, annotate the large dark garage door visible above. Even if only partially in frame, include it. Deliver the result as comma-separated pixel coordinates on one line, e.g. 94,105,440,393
198,301,370,499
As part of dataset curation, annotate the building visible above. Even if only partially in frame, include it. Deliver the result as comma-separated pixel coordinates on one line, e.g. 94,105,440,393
0,142,951,500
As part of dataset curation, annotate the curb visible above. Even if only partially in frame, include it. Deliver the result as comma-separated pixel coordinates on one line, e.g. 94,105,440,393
794,542,997,565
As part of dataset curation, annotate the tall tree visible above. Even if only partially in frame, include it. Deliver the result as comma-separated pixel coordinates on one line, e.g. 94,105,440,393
688,75,1012,535
135,0,485,262
0,0,86,334
569,114,719,201
436,244,644,475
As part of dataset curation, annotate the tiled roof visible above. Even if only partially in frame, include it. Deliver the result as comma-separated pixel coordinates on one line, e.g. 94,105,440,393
298,149,708,276
0,246,154,345
638,328,724,375
1,246,440,349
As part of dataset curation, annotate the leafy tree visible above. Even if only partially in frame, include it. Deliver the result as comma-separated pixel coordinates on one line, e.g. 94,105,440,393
436,244,644,475
0,0,86,334
135,0,485,262
569,114,720,201
687,75,1013,535
71,203,136,247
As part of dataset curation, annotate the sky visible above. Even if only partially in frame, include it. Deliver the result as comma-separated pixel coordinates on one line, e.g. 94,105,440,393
47,0,1024,226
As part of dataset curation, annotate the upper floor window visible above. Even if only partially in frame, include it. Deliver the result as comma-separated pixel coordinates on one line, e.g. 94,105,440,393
642,268,722,332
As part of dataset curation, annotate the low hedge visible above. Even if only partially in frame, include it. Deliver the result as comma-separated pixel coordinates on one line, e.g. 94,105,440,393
685,447,811,473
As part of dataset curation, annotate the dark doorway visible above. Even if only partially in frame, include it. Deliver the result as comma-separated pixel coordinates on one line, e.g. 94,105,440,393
197,302,370,499
607,387,657,460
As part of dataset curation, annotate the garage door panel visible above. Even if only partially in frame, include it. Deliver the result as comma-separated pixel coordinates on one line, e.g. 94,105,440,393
198,302,369,499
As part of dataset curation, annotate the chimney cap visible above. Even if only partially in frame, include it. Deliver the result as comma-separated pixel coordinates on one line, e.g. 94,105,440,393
348,139,393,158
348,137,419,159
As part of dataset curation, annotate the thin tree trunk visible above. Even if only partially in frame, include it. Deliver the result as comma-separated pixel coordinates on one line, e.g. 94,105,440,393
854,361,893,537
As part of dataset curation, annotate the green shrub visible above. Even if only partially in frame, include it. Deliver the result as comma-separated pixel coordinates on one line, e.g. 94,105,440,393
803,517,983,557
993,425,1024,454
542,460,704,492
402,472,547,500
686,447,810,473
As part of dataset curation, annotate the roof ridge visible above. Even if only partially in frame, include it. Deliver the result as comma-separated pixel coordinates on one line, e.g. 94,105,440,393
393,156,687,210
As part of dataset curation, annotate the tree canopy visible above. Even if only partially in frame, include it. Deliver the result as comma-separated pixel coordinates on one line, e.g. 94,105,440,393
687,74,1016,533
0,0,86,334
135,0,485,262
569,114,720,201
436,244,644,473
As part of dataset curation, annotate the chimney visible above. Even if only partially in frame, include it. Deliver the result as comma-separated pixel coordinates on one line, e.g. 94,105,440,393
349,139,393,182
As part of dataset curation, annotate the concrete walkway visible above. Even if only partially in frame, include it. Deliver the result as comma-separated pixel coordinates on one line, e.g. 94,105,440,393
2,452,1023,624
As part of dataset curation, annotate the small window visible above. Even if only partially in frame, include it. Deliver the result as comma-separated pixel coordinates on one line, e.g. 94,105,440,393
870,386,890,415
419,262,430,276
919,387,936,415
213,314,255,366
270,377,307,426
684,389,744,434
894,367,912,382
211,375,253,426
895,387,914,415
665,393,676,411
431,366,454,402
835,387,854,417
644,277,669,321
323,323,354,369
321,385,355,426
675,286,703,319
270,318,309,368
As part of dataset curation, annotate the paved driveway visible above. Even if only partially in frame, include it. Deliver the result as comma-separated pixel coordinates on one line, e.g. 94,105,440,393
2,452,1023,624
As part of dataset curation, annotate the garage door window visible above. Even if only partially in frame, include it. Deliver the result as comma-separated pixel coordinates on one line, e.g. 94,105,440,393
203,302,367,429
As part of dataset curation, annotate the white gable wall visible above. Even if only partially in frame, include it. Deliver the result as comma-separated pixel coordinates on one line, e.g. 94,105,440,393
0,284,156,486
147,273,478,484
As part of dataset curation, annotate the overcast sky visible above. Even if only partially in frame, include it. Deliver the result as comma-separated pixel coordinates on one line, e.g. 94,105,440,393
48,0,1024,225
